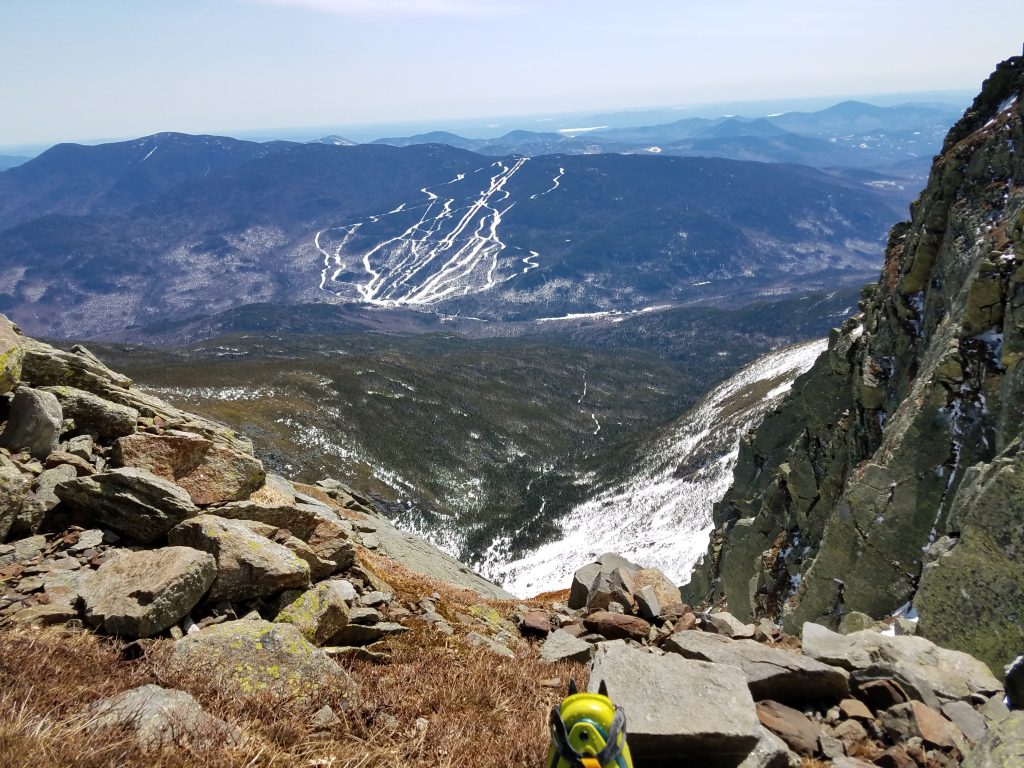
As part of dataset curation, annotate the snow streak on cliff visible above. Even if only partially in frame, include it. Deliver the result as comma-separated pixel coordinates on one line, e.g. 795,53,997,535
486,339,827,597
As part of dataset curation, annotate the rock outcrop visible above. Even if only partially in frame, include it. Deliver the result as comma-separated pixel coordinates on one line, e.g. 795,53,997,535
685,55,1024,675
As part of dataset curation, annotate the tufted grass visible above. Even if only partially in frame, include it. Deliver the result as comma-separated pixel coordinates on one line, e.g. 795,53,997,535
0,618,586,767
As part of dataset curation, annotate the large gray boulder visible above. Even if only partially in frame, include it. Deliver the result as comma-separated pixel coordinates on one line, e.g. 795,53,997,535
55,467,199,544
0,387,63,458
588,641,762,766
801,622,1002,703
13,463,77,536
963,711,1024,768
41,385,138,441
0,455,28,542
568,553,643,610
86,684,241,751
80,547,216,637
168,514,310,602
664,630,849,704
172,620,348,700
112,431,264,505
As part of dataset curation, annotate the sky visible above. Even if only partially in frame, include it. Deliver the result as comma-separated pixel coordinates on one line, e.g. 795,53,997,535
1,1,1023,148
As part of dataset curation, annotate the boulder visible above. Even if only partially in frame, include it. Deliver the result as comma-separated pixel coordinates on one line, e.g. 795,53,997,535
275,581,351,646
663,630,849,704
585,566,636,612
880,700,963,749
631,567,681,611
801,622,1002,703
0,314,24,394
14,463,77,536
0,533,47,568
634,585,662,621
755,701,821,756
962,711,1024,768
705,611,756,639
80,547,216,637
0,387,62,459
520,610,553,636
55,468,199,544
168,515,310,602
587,642,762,766
40,386,138,441
112,431,264,505
0,456,28,542
20,340,132,393
86,684,241,750
739,726,799,768
540,628,593,664
568,562,601,610
214,501,355,570
568,553,643,610
332,621,407,646
466,631,515,658
583,611,650,642
941,700,989,744
172,620,348,700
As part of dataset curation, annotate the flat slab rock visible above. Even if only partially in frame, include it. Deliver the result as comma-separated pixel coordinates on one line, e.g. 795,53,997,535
86,684,241,751
664,629,849,704
80,546,216,637
801,622,1002,703
587,641,762,767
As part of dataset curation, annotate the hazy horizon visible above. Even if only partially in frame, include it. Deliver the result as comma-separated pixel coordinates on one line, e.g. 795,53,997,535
2,1,1021,150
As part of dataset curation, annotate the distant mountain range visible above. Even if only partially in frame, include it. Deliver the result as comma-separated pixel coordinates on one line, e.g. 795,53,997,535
363,100,961,174
0,131,901,339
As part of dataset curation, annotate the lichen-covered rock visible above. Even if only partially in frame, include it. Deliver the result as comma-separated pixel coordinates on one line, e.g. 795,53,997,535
685,55,1024,673
0,314,24,395
914,438,1024,674
0,387,63,459
172,620,348,700
963,711,1024,768
168,514,309,602
55,467,199,544
112,431,264,505
80,547,216,637
275,581,351,646
40,385,138,441
86,684,242,751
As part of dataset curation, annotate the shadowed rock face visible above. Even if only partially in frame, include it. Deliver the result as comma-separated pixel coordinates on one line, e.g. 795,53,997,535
685,55,1024,675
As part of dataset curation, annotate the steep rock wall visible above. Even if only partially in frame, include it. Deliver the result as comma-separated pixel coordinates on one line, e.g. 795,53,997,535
685,56,1024,674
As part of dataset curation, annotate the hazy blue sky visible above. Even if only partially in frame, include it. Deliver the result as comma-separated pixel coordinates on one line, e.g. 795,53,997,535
2,1,1022,146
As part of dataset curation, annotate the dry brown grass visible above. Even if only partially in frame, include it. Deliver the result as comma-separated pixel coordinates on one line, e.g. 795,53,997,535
0,613,587,767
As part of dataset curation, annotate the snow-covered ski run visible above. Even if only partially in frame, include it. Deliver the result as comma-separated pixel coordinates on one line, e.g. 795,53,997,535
315,158,565,307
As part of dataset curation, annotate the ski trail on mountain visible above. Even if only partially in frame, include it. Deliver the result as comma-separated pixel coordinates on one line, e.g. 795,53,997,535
315,158,564,306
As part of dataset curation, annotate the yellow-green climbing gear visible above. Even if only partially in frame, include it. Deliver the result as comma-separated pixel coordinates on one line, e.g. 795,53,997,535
547,681,633,768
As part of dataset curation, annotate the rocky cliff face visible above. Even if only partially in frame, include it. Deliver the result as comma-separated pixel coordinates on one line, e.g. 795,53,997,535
685,56,1024,674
